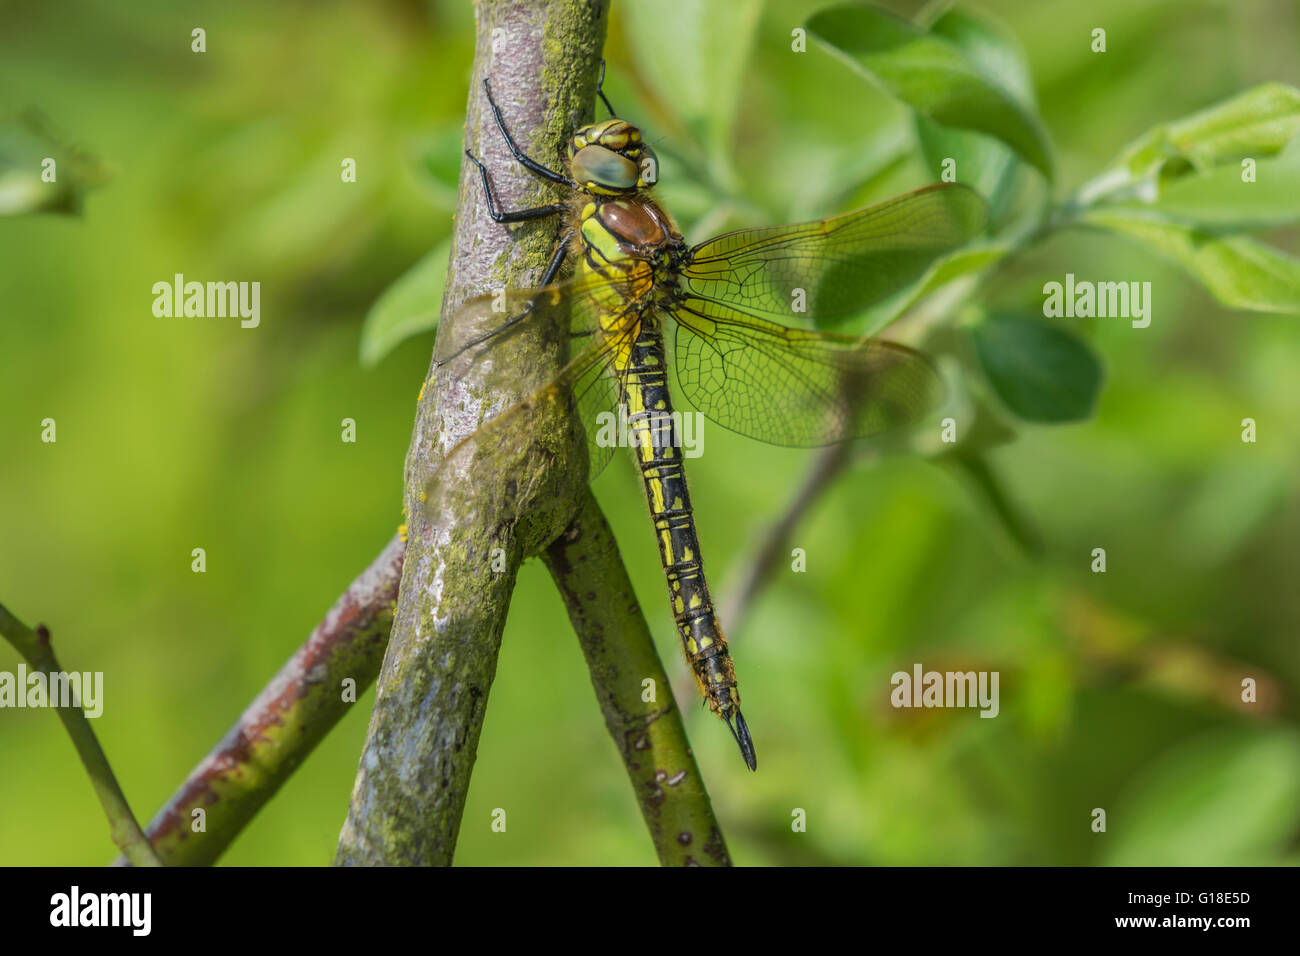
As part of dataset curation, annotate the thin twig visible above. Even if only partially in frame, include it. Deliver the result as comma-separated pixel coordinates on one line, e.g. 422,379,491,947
943,451,1044,556
0,602,163,866
720,442,854,635
544,489,731,866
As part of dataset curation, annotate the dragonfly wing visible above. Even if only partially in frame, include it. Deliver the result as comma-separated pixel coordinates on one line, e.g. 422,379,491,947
563,322,630,485
679,182,988,325
432,270,618,367
670,296,943,448
422,277,633,524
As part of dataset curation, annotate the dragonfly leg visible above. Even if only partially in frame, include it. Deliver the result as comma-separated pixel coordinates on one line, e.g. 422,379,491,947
595,59,617,118
481,78,577,189
435,300,539,367
538,232,570,286
434,233,572,367
464,149,567,224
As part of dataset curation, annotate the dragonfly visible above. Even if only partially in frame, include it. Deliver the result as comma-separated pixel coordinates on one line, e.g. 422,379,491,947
429,68,988,771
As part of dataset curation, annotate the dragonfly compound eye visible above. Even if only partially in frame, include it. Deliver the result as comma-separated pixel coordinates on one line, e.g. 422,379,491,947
635,145,658,187
571,144,640,193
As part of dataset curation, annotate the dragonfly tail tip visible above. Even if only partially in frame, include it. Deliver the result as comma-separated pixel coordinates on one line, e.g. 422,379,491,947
726,709,757,772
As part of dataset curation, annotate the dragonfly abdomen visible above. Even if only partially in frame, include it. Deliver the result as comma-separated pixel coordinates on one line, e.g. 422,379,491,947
620,316,756,770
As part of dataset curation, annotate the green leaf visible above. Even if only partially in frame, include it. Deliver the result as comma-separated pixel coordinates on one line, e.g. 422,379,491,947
1079,83,1300,205
913,5,1040,226
1081,207,1300,313
1159,82,1300,172
860,241,1010,335
0,111,108,216
818,124,913,215
359,239,450,367
922,4,1037,107
807,4,1053,178
1104,728,1300,866
622,0,763,169
1149,134,1300,230
916,119,1019,214
969,313,1104,423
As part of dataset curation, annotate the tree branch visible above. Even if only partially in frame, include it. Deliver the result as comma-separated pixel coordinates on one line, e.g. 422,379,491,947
544,489,732,866
335,0,611,866
114,534,404,866
720,443,854,635
0,602,162,866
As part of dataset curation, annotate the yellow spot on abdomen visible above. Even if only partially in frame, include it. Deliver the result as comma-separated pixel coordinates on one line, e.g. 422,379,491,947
649,477,665,512
659,529,674,561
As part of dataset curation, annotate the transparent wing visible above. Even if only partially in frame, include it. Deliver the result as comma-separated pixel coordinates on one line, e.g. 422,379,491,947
432,268,621,368
670,295,943,448
422,273,641,523
679,183,987,325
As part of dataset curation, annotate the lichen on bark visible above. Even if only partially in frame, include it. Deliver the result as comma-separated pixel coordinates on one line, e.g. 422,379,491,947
335,0,612,867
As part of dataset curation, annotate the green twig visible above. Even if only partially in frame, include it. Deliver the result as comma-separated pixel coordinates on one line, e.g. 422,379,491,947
0,602,162,866
942,451,1044,556
720,442,853,636
544,489,731,866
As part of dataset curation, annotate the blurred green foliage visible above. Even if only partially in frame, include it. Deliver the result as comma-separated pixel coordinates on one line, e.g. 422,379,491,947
1,0,1298,866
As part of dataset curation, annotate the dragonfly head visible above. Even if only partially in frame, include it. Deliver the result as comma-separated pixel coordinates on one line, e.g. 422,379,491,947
569,119,658,195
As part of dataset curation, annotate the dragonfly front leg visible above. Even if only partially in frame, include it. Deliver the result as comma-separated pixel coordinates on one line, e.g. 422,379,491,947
481,78,578,189
464,149,567,224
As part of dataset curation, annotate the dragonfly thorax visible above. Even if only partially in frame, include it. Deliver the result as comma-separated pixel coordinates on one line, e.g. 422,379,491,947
578,196,685,279
569,119,659,195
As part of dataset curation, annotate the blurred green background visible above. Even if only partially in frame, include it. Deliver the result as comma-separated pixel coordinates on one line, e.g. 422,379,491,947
2,0,1298,866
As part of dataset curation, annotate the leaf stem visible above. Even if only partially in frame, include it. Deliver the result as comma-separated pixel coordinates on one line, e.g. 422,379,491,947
0,602,163,867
